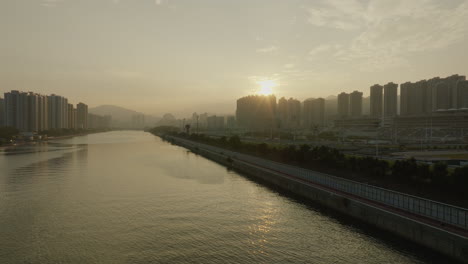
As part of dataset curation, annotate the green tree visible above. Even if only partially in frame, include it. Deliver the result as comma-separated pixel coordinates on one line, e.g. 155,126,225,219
228,135,242,150
431,162,449,185
0,127,19,142
452,166,468,193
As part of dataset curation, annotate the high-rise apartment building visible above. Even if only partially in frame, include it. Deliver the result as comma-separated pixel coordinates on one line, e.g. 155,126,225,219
68,103,76,129
0,97,5,127
236,95,277,130
432,75,466,110
3,91,49,132
48,94,69,129
337,92,350,118
448,74,466,109
400,82,409,116
27,92,39,132
383,82,398,117
6,91,28,131
198,113,208,129
427,77,440,112
4,91,21,130
349,91,363,117
277,97,288,128
303,98,325,128
277,97,300,129
38,94,48,131
287,98,301,128
76,103,88,129
400,75,467,115
3,90,86,132
370,84,383,118
226,116,236,129
207,115,225,130
400,80,430,116
457,80,468,109
435,82,451,110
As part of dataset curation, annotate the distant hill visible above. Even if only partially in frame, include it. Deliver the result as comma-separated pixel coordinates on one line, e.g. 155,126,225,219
89,105,143,121
89,105,161,128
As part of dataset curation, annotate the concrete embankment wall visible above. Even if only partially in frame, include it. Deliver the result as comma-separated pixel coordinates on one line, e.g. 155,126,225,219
167,137,468,263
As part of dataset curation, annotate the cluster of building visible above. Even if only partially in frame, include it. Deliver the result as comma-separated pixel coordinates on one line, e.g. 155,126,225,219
0,90,111,132
186,113,236,131
234,74,468,132
336,74,468,130
236,95,326,131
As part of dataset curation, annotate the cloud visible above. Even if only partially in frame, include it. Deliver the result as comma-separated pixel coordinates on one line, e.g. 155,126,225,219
106,69,145,79
308,44,343,57
306,0,365,31
306,0,468,71
256,46,279,53
40,0,64,7
111,0,165,5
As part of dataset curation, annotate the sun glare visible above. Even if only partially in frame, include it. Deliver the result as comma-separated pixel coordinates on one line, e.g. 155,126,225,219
257,80,277,95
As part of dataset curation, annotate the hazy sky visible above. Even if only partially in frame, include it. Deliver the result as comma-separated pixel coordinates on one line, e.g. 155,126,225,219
1,0,468,117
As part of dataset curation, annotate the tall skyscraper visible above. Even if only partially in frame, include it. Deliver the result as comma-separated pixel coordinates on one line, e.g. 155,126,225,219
27,92,39,132
207,115,224,130
4,91,28,131
435,82,450,110
400,82,410,116
303,98,326,127
38,94,48,131
427,77,441,112
400,75,467,115
349,91,363,117
226,116,236,129
383,82,398,117
312,98,325,127
4,91,49,132
76,103,88,129
287,98,301,128
48,94,69,129
277,97,288,128
68,103,76,129
236,95,277,130
457,80,468,109
400,80,430,116
0,97,5,127
447,74,466,109
302,99,314,129
337,92,349,118
3,90,86,132
370,84,383,118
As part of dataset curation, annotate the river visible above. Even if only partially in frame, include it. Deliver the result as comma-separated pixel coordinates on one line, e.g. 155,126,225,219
0,131,449,263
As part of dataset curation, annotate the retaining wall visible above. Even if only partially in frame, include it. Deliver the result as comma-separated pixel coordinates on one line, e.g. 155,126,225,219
166,136,468,263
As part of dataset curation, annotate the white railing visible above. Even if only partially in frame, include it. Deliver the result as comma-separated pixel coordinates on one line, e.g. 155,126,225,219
169,136,468,231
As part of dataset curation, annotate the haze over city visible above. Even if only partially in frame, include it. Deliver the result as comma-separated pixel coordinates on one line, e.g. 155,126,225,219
2,0,468,116
3,1,468,263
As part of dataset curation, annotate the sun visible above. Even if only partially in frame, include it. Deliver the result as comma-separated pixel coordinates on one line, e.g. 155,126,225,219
257,80,277,95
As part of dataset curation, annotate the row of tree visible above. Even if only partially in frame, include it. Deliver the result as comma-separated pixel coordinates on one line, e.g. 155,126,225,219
163,132,468,206
0,127,19,144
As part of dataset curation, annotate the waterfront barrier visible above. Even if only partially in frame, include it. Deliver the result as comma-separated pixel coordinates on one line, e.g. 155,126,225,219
165,135,468,263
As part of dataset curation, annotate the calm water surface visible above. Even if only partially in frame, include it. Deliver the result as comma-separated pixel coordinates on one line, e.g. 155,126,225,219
0,131,448,263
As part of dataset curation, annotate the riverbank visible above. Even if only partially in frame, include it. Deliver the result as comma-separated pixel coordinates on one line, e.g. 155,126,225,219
162,134,468,263
2,130,443,264
154,132,468,208
0,129,112,148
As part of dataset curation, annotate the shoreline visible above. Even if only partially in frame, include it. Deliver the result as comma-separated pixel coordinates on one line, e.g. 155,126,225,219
164,135,468,263
0,130,111,148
